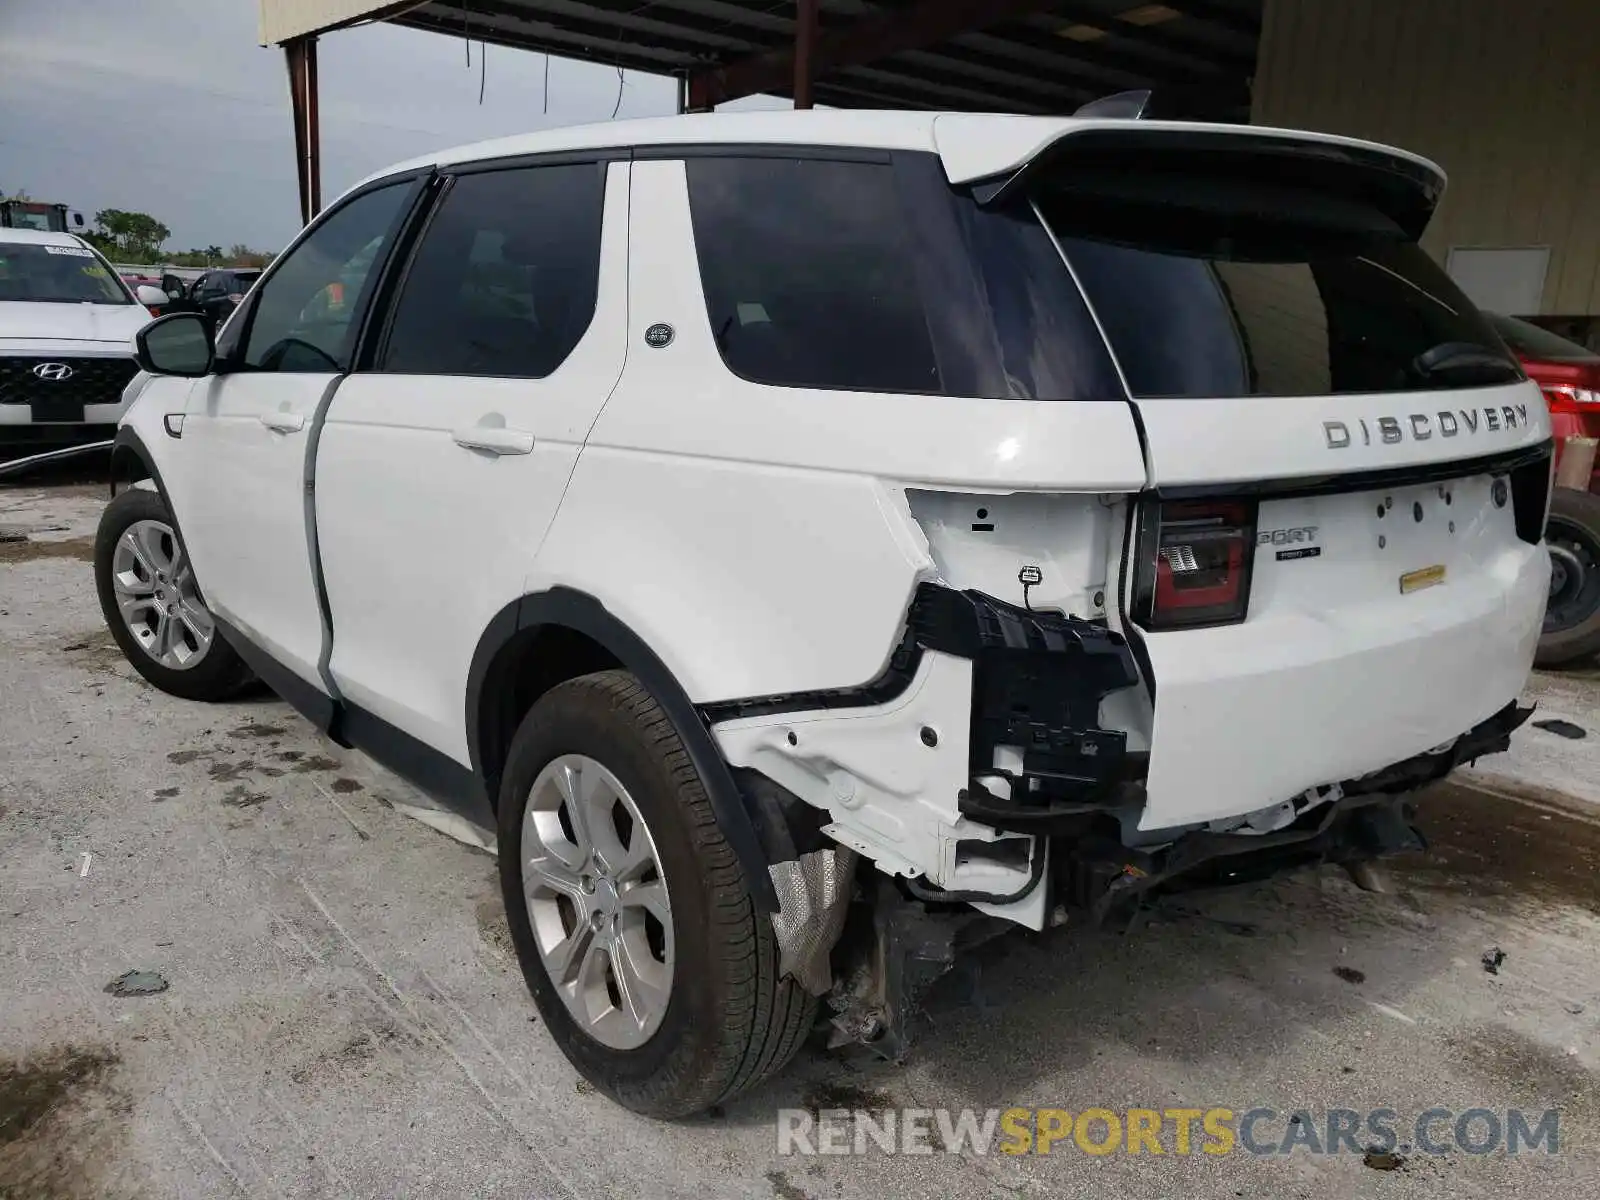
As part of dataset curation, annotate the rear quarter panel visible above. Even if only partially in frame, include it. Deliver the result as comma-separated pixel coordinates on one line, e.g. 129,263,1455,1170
529,158,1148,705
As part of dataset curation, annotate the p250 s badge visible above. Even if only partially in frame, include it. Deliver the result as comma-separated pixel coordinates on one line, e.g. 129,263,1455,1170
1260,525,1322,562
1324,404,1532,449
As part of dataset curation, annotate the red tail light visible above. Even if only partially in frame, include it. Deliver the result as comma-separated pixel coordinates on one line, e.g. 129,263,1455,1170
1538,383,1599,414
1133,499,1257,630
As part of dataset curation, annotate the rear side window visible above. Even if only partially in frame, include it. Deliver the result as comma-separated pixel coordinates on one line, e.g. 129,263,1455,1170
1038,176,1520,398
686,157,940,394
380,163,603,378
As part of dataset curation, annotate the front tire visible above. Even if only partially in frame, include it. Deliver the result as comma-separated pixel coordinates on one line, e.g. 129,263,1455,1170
498,670,815,1117
94,487,253,700
1537,487,1600,668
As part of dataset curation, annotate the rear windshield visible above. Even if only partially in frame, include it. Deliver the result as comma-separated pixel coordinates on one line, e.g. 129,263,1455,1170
0,242,131,305
1036,175,1520,398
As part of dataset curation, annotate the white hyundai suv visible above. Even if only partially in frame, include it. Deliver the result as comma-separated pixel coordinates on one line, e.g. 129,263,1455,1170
95,110,1552,1117
0,227,168,454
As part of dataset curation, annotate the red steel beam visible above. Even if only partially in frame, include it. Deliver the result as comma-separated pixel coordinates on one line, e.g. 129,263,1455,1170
690,0,1067,107
283,35,323,227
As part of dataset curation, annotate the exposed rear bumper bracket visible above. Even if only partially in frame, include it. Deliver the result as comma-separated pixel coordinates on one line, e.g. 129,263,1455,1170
1068,698,1533,921
909,586,1142,828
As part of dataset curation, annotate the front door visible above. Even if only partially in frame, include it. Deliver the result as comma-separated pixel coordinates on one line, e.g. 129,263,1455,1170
315,159,628,764
178,180,418,691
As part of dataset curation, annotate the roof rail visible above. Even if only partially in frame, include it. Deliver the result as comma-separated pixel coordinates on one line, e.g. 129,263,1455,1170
1073,89,1152,120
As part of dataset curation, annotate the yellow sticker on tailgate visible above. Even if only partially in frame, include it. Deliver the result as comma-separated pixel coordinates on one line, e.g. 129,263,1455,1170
1399,564,1447,594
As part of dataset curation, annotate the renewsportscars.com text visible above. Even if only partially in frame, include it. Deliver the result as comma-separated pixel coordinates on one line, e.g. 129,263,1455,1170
776,1106,1560,1158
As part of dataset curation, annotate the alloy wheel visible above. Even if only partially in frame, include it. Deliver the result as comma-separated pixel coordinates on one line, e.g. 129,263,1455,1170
521,753,674,1050
110,518,214,670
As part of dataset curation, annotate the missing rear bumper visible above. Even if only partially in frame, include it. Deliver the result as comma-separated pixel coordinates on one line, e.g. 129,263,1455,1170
1061,698,1533,920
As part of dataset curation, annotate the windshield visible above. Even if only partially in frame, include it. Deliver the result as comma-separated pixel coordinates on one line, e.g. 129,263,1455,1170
0,242,132,305
1035,174,1519,398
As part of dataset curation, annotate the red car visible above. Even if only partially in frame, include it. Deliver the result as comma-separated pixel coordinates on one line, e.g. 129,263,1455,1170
1485,312,1600,665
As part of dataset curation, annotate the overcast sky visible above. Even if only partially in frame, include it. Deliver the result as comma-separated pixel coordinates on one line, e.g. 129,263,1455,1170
0,0,784,252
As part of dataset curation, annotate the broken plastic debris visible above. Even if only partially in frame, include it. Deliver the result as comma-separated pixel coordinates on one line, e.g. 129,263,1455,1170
104,970,169,997
1363,1149,1406,1171
1482,947,1506,975
1532,718,1586,740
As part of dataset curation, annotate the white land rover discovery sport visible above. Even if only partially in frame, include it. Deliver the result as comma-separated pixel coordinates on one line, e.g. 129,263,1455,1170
96,110,1552,1117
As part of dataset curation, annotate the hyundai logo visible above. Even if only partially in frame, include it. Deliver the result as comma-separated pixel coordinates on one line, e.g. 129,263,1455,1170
32,362,75,382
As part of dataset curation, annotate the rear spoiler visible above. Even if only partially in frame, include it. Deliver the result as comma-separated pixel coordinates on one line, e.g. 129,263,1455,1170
937,119,1446,241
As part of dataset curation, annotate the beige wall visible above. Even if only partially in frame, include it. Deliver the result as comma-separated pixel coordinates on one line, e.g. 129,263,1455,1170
1252,0,1600,316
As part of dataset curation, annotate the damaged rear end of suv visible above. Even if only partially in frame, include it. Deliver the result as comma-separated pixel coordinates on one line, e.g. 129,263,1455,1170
100,108,1551,1118
697,115,1551,1070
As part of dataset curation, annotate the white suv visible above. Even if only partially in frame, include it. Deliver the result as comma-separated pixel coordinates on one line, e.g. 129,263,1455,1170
1,227,168,454
96,110,1553,1117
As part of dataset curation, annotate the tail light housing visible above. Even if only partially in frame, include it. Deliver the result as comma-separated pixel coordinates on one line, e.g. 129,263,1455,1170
1538,383,1599,413
1132,498,1258,630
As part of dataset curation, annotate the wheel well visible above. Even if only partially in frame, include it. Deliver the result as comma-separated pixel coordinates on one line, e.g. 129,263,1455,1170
109,443,150,490
476,623,621,809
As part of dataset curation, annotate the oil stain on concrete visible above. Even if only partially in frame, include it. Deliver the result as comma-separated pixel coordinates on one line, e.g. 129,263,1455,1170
1395,779,1600,912
0,536,95,566
0,1045,125,1200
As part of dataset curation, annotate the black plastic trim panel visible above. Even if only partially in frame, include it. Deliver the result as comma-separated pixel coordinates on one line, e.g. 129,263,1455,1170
1154,441,1552,503
212,613,341,739
343,704,492,828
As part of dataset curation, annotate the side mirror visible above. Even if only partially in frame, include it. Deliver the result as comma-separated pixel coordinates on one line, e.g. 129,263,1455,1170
134,284,168,308
136,312,215,378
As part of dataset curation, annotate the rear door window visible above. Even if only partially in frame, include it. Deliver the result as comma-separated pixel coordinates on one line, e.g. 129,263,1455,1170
378,163,603,378
1037,176,1520,398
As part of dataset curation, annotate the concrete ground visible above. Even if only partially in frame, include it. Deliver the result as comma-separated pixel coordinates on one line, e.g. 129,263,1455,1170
3,473,1599,1200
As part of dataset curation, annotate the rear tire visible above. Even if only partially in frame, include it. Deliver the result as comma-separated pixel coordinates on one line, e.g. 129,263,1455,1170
497,670,815,1117
94,487,254,701
1537,487,1600,668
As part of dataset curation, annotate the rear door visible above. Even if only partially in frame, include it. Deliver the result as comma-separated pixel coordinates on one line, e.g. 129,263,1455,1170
1032,155,1553,830
314,157,627,764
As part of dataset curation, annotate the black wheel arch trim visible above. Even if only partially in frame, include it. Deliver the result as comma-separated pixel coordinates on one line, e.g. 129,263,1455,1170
108,427,172,509
466,587,780,912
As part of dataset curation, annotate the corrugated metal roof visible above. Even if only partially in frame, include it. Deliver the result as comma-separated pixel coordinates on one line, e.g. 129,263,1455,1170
258,0,1260,118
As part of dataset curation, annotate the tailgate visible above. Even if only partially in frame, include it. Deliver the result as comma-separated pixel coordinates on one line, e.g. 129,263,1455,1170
1025,140,1556,831
1125,415,1550,830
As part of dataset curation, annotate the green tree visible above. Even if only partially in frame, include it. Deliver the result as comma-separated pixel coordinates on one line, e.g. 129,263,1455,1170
91,209,171,262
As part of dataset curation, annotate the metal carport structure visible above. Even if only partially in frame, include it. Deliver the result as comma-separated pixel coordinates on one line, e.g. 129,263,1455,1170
259,0,1262,224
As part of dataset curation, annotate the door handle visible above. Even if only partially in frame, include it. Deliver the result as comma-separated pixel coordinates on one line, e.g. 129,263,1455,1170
451,425,534,456
260,411,305,433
